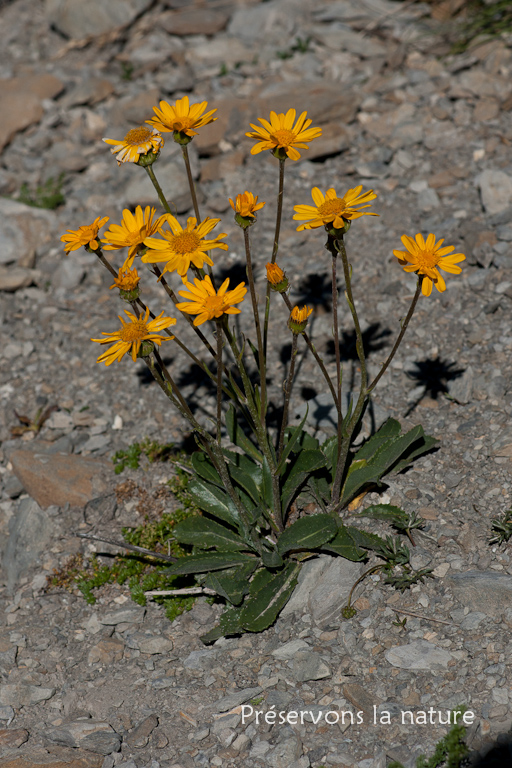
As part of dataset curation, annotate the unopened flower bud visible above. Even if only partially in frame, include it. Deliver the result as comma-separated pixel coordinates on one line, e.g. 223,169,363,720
266,263,289,293
288,305,312,334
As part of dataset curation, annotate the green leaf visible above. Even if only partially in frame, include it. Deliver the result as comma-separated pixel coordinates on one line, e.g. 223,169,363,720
391,432,439,474
345,526,388,554
321,435,338,475
188,478,239,527
341,425,428,506
306,475,331,507
281,449,326,514
249,567,273,596
165,551,256,576
200,606,243,644
223,449,263,486
354,418,402,462
228,464,261,505
276,409,309,475
172,516,248,550
358,504,408,526
225,405,264,463
320,525,367,561
260,547,284,568
261,456,274,509
239,563,300,632
277,515,337,555
204,561,255,605
191,451,223,487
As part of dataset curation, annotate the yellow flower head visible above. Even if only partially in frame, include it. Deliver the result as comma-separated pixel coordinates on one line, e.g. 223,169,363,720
393,233,466,297
229,192,265,218
110,266,141,292
142,215,228,279
61,216,109,253
266,262,288,293
146,96,217,141
176,275,247,327
246,109,322,161
103,126,163,165
92,307,175,366
102,206,166,269
293,186,378,232
288,305,313,334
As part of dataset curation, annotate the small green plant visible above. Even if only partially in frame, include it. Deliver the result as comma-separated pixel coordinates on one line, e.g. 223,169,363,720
121,61,134,81
389,708,469,768
112,438,177,474
17,174,65,209
392,614,407,628
277,36,312,59
490,508,512,545
450,0,512,54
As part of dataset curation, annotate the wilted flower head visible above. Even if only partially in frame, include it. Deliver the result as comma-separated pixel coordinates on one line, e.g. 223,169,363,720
103,126,163,165
61,216,109,253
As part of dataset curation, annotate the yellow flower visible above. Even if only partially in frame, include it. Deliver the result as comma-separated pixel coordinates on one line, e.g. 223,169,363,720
288,305,313,334
61,216,109,253
229,192,265,218
176,275,247,326
109,266,141,292
293,186,378,231
246,109,322,161
266,263,288,292
393,233,466,297
92,307,175,366
103,126,163,165
142,215,228,278
102,206,166,269
146,96,217,139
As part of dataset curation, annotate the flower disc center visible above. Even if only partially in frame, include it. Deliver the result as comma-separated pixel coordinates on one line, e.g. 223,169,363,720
416,249,440,270
172,232,201,255
203,295,225,315
318,198,344,218
120,320,148,342
124,126,153,145
270,128,296,147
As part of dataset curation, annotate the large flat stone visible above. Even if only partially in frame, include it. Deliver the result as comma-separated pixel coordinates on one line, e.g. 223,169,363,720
9,448,110,509
446,571,512,616
45,0,153,39
0,75,63,153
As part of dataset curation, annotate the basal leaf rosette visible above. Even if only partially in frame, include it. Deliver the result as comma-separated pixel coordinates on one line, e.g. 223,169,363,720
246,109,322,161
146,95,217,145
61,216,109,253
103,126,164,166
142,215,228,279
102,206,166,269
393,233,466,297
92,307,175,365
176,275,247,326
293,186,378,234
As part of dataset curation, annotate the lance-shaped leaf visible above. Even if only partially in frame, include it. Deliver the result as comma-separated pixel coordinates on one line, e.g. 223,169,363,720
225,405,263,463
261,456,274,509
277,514,337,555
341,425,428,506
354,418,402,462
345,526,389,555
164,551,256,576
281,449,326,514
188,478,240,527
260,547,284,569
358,503,408,526
239,563,301,632
390,431,438,475
200,606,243,644
223,449,263,486
191,451,223,487
320,525,367,561
172,516,249,551
321,435,338,475
204,561,256,605
276,409,309,475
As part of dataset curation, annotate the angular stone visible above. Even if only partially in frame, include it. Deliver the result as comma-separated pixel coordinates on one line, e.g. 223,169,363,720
0,74,63,152
87,637,125,665
0,729,29,748
0,267,39,292
343,683,381,717
446,571,512,616
309,556,364,628
45,0,153,39
292,651,331,682
123,159,194,212
0,684,55,707
9,448,111,509
256,80,362,129
0,753,102,768
127,633,173,655
476,169,512,215
448,365,473,405
125,714,158,748
271,639,309,660
213,687,263,713
98,607,146,626
45,721,121,755
2,498,57,593
385,640,453,670
161,7,230,36
265,729,303,768
0,199,57,268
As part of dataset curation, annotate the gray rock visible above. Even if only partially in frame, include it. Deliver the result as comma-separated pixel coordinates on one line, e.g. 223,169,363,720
45,720,121,754
125,632,173,655
271,639,309,660
0,683,55,706
446,571,512,616
52,258,86,290
266,728,303,768
184,649,217,669
2,497,57,593
385,640,453,670
460,612,486,630
123,159,194,213
0,266,39,292
213,687,263,713
292,651,331,682
45,0,153,39
0,705,15,721
99,607,146,625
0,198,57,267
476,169,512,215
448,365,473,404
227,0,296,45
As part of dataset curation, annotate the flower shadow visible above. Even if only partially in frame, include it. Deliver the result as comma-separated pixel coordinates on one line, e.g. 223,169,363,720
404,355,465,416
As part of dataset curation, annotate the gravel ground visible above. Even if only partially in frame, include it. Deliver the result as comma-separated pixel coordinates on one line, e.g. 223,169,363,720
1,0,512,766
